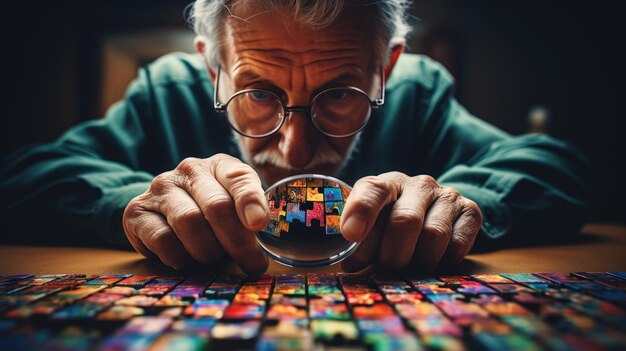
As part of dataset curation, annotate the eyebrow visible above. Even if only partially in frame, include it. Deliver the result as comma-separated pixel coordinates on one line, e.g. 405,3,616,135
235,69,363,90
237,70,270,84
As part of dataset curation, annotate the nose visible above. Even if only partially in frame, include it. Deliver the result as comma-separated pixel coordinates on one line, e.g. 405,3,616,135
277,110,316,169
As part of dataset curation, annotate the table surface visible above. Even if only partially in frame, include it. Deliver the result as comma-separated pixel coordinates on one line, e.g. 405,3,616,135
1,223,625,276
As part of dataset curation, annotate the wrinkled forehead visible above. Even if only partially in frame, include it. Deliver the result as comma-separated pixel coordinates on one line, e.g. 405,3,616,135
220,4,379,69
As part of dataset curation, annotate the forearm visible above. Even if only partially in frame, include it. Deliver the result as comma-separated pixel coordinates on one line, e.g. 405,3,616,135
0,142,152,247
438,134,593,248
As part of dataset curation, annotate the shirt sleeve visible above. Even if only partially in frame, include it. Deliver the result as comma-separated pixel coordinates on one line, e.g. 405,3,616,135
418,62,593,248
0,69,155,248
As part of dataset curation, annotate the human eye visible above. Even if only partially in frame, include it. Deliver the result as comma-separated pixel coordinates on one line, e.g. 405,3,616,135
250,90,273,102
326,89,349,101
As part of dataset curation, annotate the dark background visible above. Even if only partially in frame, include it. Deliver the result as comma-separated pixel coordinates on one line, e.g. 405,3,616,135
2,0,624,223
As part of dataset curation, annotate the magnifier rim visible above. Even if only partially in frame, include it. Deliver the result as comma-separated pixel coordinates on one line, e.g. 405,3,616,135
256,173,361,268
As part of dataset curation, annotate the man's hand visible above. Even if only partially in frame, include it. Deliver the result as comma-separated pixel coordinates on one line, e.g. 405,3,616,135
122,154,270,275
340,172,482,273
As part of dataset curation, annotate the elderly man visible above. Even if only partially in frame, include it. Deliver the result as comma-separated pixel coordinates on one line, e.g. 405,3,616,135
0,0,591,276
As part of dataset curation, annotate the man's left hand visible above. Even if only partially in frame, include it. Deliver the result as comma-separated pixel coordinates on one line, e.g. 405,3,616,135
340,172,482,273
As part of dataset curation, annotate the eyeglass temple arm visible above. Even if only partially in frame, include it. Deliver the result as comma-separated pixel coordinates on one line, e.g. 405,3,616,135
373,65,385,108
214,66,226,112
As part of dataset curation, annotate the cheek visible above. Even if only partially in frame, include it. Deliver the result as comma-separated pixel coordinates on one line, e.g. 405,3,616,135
246,137,276,155
329,138,354,156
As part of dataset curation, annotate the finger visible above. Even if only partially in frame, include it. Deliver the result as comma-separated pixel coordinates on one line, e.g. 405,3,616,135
410,189,461,273
178,157,268,276
340,173,402,242
208,203,269,276
125,226,156,260
440,199,482,266
123,197,158,260
209,155,269,231
378,175,436,269
157,186,225,265
133,210,196,270
341,206,389,272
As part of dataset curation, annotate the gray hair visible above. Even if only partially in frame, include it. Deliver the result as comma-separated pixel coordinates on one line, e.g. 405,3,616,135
188,0,412,68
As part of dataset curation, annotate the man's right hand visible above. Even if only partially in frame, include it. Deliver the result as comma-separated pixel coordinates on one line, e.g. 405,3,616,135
122,154,270,276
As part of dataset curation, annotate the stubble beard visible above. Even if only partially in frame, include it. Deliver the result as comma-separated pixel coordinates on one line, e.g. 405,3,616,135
231,131,360,187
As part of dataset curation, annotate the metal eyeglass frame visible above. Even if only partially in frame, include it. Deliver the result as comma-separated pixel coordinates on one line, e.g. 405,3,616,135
213,66,386,138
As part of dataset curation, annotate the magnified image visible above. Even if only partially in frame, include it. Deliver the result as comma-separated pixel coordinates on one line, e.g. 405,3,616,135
257,174,359,267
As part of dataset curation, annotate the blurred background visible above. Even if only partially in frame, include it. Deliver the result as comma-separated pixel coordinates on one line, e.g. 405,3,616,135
1,0,624,223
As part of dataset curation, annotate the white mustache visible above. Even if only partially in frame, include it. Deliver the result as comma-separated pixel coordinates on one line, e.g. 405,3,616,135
231,130,360,175
251,140,344,170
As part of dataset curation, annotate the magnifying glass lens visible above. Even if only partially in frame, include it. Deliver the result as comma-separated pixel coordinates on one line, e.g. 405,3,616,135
256,174,359,268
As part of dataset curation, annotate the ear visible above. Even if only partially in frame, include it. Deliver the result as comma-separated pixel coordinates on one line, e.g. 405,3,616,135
194,36,217,84
384,44,405,81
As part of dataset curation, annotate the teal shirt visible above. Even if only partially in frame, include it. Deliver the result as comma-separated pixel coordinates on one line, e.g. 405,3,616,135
0,53,592,249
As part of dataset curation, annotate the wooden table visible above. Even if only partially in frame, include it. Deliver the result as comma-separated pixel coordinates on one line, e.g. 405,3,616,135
1,223,625,276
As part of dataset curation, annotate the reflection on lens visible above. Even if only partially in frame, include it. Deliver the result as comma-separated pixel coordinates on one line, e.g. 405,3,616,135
256,174,359,268
227,91,283,137
312,88,371,137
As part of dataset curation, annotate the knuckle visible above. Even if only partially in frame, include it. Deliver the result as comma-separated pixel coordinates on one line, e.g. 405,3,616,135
388,171,407,178
389,208,423,232
224,161,255,178
150,171,176,194
122,219,135,240
424,220,452,239
224,166,261,197
462,200,483,226
438,186,461,202
209,153,235,163
176,158,205,188
347,198,379,215
406,175,439,200
208,153,237,171
148,227,175,252
122,213,136,236
123,196,151,228
123,196,142,217
445,186,462,197
450,234,470,249
381,171,408,183
203,194,236,220
232,187,263,207
356,175,389,192
353,176,392,204
414,174,437,187
177,157,202,175
172,208,204,229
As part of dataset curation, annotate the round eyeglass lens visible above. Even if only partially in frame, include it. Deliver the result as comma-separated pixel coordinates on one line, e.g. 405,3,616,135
226,90,284,137
256,174,359,267
312,88,371,137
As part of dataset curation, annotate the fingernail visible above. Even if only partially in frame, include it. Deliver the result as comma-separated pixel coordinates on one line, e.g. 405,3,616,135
244,203,267,228
342,216,367,242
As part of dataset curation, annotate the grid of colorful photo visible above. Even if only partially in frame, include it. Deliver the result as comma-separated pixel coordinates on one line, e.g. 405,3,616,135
263,176,350,237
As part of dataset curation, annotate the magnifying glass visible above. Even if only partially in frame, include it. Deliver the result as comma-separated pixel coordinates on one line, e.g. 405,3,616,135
256,174,359,268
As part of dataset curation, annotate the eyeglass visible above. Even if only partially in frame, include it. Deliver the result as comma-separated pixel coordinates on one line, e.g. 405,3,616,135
213,66,385,138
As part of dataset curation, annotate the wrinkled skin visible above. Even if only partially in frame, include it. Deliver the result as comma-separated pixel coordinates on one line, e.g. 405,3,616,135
123,6,482,275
